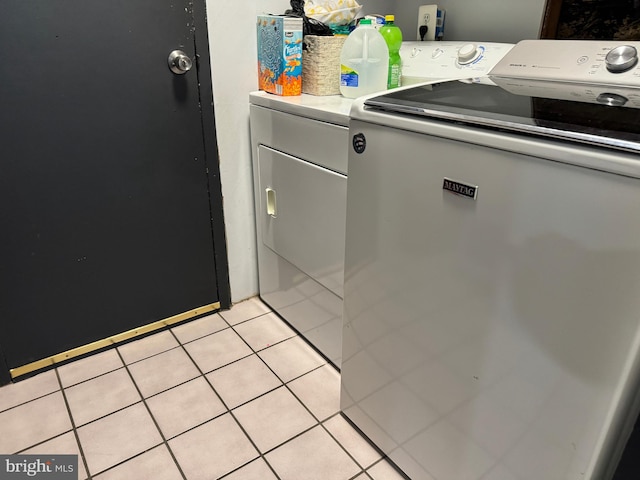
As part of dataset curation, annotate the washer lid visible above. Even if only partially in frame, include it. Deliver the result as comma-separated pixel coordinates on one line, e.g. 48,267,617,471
363,78,640,153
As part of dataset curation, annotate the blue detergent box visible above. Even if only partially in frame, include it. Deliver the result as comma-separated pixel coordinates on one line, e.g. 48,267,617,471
257,15,303,96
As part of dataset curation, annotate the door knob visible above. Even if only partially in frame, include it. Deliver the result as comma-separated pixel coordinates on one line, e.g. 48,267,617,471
168,50,193,74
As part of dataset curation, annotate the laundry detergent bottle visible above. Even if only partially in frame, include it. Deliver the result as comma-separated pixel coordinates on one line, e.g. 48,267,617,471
339,19,389,98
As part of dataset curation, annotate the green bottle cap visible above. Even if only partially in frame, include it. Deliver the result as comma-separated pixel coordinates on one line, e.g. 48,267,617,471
359,18,372,25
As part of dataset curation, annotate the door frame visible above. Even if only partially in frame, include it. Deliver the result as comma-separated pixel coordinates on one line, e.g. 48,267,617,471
0,346,10,386
191,0,231,310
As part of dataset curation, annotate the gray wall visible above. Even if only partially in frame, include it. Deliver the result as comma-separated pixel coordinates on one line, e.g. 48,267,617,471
359,0,395,17
392,0,547,43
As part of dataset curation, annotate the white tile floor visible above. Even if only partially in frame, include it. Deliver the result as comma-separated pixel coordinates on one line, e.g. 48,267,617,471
0,297,407,480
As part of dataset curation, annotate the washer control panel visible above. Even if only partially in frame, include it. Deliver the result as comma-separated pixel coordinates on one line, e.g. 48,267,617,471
492,76,640,109
490,40,640,86
400,41,515,85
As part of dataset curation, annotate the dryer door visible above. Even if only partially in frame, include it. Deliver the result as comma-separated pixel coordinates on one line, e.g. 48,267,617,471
258,145,347,298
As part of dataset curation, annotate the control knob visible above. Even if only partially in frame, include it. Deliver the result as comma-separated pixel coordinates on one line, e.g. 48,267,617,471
457,43,479,65
596,92,628,107
605,45,638,73
432,47,445,59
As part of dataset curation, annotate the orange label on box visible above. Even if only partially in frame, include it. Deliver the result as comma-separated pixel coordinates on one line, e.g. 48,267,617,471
257,16,303,96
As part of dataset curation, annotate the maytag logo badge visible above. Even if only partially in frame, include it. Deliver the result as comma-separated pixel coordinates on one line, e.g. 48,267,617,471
352,133,366,154
0,455,77,479
443,178,478,200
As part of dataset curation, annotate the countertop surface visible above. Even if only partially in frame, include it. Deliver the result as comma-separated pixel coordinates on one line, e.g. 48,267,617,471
249,91,353,127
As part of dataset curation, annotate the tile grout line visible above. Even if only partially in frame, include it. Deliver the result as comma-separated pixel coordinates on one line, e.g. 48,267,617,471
55,301,377,479
217,302,274,328
57,366,122,390
14,427,73,455
338,413,411,480
223,307,370,478
5,303,401,480
234,309,376,478
259,305,341,371
230,325,360,472
316,413,370,476
168,322,285,480
221,313,362,477
51,317,291,476
366,457,412,480
113,348,189,480
53,368,93,480
0,383,63,416
119,342,184,369
66,400,148,430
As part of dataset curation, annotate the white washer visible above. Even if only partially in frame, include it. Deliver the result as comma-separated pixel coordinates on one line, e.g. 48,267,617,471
341,40,640,480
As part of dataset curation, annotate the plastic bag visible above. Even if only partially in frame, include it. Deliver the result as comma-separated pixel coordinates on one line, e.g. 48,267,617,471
304,0,362,26
285,0,333,37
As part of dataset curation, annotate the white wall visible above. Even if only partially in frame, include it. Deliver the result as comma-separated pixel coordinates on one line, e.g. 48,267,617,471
205,0,548,304
206,0,290,304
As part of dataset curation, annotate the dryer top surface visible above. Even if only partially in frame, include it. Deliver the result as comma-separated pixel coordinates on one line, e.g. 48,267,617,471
250,91,352,126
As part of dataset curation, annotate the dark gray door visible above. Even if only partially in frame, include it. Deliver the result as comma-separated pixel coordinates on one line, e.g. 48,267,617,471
0,0,229,381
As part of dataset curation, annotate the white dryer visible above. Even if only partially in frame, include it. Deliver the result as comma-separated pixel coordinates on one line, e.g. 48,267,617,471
250,93,351,367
